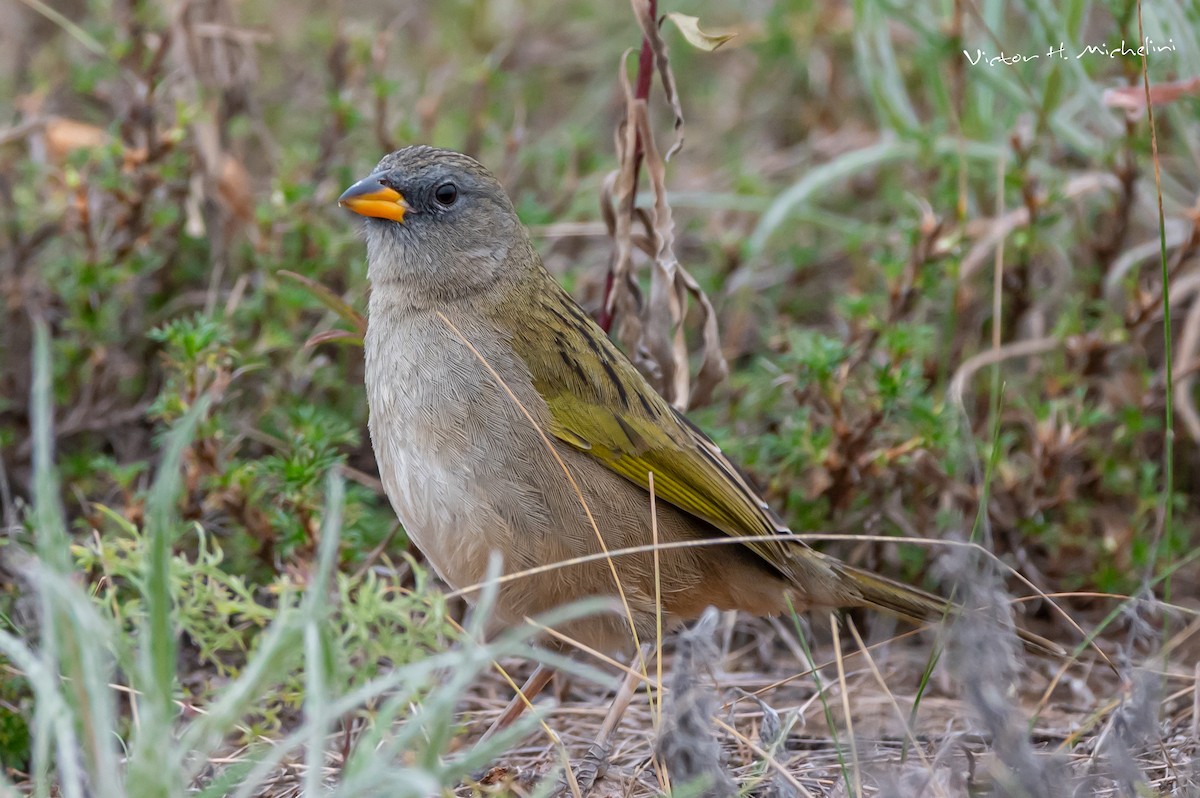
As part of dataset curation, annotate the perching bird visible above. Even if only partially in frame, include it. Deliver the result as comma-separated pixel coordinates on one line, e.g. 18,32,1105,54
338,145,1058,742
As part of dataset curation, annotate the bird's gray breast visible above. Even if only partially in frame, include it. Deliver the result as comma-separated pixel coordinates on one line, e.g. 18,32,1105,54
362,306,553,594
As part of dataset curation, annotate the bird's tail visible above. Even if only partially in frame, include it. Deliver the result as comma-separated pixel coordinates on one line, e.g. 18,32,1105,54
831,559,1065,658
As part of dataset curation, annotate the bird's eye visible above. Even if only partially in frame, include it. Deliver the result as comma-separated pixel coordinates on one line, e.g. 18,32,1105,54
434,182,458,206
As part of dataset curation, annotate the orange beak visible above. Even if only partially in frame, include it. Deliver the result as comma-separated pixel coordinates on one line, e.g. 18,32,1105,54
338,174,409,222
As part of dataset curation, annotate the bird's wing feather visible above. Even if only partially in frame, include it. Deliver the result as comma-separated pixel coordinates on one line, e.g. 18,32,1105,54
515,287,804,576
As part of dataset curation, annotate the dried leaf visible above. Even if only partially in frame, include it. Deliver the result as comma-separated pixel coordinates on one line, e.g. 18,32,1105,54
665,13,735,51
599,173,656,259
277,270,367,335
636,101,688,405
637,101,728,408
601,44,727,410
1103,77,1200,119
42,117,110,161
37,117,154,172
605,52,652,384
630,0,685,160
216,152,254,225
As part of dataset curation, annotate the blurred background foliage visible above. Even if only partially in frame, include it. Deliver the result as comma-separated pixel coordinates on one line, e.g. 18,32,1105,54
1,0,1199,784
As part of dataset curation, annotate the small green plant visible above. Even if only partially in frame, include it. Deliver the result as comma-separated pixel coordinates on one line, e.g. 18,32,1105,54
147,315,239,425
701,203,1189,592
0,668,32,776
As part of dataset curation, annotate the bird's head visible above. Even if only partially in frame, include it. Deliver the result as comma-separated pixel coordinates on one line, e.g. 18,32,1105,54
339,146,530,301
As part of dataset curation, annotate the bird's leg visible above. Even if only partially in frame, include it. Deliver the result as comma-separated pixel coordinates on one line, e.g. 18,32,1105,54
479,663,556,743
569,645,652,793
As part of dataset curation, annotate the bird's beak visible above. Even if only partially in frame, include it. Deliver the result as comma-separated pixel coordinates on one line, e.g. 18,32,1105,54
338,174,409,223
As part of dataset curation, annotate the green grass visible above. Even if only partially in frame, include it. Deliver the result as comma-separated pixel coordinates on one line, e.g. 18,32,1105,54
5,322,607,796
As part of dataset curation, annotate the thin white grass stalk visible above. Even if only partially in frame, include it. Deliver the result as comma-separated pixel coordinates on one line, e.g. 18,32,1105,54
1034,546,1200,720
903,637,944,764
725,625,926,708
445,532,1094,654
850,0,919,134
29,325,68,575
711,716,816,798
535,622,651,683
829,615,861,798
785,600,851,788
29,321,65,798
0,630,84,798
29,321,123,798
25,569,123,798
948,337,1060,404
1025,589,1198,614
556,743,584,798
11,0,105,55
968,155,1007,551
746,135,1027,260
749,140,920,255
1136,0,1175,619
1191,661,1198,744
129,396,212,798
406,587,511,772
324,599,600,797
991,154,1004,387
228,650,450,798
444,533,1018,596
215,637,563,792
303,472,345,796
445,535,749,600
435,310,645,655
649,470,667,788
843,619,946,797
142,396,212,725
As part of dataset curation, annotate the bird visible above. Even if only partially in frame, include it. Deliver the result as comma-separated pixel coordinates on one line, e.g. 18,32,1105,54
337,145,1060,758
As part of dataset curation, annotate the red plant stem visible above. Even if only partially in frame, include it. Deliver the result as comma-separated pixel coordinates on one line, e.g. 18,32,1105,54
599,0,656,332
633,0,655,158
635,15,654,102
598,269,616,331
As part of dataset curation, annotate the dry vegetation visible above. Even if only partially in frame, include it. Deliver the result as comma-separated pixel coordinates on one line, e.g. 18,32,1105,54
1,0,1198,796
